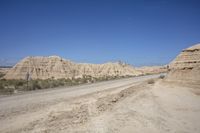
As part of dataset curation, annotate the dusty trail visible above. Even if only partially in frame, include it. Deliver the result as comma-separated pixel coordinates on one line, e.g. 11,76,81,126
0,74,200,133
85,82,200,133
0,75,158,116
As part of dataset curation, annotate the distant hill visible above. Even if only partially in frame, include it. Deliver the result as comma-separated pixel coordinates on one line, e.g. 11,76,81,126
4,56,142,80
0,66,12,68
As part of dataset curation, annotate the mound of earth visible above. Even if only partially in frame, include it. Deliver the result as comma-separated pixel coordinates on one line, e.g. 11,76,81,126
4,56,141,80
165,43,200,88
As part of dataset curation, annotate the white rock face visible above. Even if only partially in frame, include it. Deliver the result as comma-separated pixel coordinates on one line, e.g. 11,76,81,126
165,44,200,88
4,56,141,80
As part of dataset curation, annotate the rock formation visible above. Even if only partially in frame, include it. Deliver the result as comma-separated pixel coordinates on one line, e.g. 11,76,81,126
4,56,141,80
165,43,200,88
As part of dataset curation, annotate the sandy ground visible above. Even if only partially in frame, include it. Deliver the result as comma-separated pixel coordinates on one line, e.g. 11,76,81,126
0,74,200,133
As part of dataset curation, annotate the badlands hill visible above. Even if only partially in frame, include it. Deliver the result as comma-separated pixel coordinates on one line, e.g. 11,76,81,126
3,56,142,80
0,68,10,75
165,43,200,88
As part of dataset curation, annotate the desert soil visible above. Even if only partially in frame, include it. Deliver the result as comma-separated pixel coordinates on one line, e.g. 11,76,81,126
0,74,200,133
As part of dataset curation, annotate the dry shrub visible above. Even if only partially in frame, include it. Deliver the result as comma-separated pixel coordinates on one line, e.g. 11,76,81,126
148,79,155,84
159,75,165,79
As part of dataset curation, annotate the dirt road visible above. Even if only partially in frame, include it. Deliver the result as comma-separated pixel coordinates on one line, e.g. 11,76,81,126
0,74,200,133
0,75,159,113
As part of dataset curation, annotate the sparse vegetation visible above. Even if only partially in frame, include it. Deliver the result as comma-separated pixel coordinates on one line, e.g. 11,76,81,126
0,75,132,94
147,79,155,84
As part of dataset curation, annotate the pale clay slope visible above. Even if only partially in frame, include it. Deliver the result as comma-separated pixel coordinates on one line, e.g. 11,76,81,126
0,68,10,75
169,43,200,69
3,56,167,80
4,56,142,80
4,56,167,79
165,43,200,88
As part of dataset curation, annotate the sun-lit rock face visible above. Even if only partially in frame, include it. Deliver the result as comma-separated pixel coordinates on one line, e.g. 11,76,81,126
169,44,200,69
4,56,141,80
3,56,77,79
165,44,200,88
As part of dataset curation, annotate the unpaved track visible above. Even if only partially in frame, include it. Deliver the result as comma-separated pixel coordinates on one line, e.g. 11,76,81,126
86,82,200,133
0,74,160,133
0,75,159,112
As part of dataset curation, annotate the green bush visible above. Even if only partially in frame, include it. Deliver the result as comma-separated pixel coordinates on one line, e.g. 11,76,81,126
30,80,41,90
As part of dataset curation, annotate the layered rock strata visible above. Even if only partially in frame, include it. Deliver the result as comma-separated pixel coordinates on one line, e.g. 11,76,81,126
4,56,141,80
165,44,200,88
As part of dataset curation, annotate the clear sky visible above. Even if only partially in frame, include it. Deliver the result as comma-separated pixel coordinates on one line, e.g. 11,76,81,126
0,0,200,66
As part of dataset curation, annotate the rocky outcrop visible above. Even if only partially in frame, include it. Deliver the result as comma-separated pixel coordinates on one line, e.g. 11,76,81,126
4,56,141,80
165,44,200,88
169,44,200,69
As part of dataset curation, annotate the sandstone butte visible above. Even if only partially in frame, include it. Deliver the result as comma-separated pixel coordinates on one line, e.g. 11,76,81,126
165,43,200,88
3,56,142,80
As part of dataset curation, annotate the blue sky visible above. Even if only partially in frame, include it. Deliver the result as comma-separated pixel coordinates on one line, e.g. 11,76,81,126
0,0,200,66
